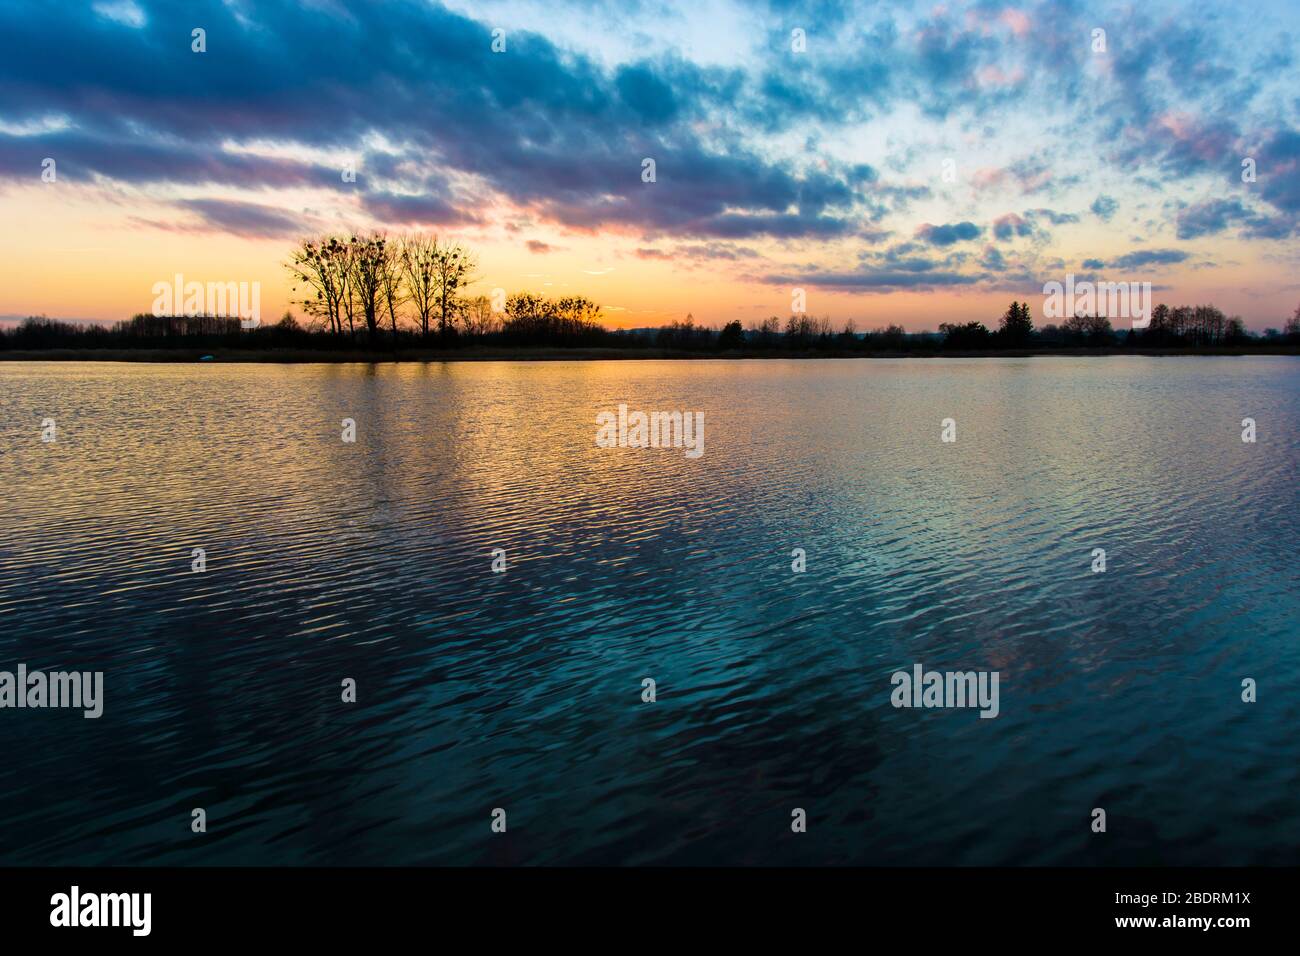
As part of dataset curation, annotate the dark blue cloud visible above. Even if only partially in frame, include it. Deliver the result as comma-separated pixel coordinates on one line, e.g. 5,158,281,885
1110,249,1190,269
362,191,484,227
875,248,940,272
979,245,1006,270
1090,195,1118,222
993,213,1032,241
915,221,981,246
175,199,304,238
1175,190,1295,241
0,0,1291,260
0,128,331,187
615,63,681,123
637,242,759,261
1025,208,1079,226
1175,198,1252,239
1241,214,1295,240
0,0,869,240
1253,128,1300,229
765,268,984,290
128,198,308,238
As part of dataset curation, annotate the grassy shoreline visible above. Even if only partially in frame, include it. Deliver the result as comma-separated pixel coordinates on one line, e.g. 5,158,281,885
1,345,1298,363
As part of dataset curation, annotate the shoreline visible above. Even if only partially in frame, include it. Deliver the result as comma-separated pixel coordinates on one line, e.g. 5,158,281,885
2,345,1298,363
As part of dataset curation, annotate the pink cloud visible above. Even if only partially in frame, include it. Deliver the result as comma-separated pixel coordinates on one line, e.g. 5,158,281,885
1154,112,1235,162
972,167,1009,189
999,8,1031,37
976,65,1025,88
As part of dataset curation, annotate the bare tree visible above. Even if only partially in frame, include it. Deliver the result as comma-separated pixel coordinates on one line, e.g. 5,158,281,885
379,237,404,339
1285,302,1300,339
286,237,347,335
325,237,358,340
751,315,780,348
459,294,500,339
349,233,386,343
432,240,476,340
400,234,439,338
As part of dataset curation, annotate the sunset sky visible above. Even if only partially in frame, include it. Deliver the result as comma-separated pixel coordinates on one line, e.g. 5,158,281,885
1,0,1298,330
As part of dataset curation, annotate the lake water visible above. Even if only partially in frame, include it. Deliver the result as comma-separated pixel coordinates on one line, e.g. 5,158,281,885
0,357,1296,865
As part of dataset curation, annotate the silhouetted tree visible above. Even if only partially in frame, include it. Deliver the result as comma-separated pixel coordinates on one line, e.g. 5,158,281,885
717,319,744,351
939,321,992,348
1145,303,1171,345
1286,303,1300,342
1170,305,1192,340
433,240,476,341
868,323,907,350
750,316,780,349
500,292,606,345
998,300,1034,344
784,314,822,349
459,295,500,339
837,319,858,348
286,236,349,336
1062,312,1113,345
400,234,440,338
379,238,404,339
348,233,386,343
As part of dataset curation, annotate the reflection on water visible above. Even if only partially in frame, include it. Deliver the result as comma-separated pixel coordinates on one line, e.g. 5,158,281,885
0,357,1296,865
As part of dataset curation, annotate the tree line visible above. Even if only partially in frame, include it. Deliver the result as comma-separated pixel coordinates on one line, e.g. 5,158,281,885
933,300,1278,350
5,299,1298,353
637,300,1298,353
286,232,470,341
285,232,616,347
3,234,1299,356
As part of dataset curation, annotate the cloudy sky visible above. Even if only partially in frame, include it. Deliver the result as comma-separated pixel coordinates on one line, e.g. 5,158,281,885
1,0,1297,329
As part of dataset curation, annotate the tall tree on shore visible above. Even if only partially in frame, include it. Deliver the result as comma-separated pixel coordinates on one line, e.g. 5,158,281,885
432,240,476,340
1148,303,1170,342
379,238,404,339
287,237,348,335
400,234,439,338
349,233,386,343
999,300,1034,344
332,238,358,339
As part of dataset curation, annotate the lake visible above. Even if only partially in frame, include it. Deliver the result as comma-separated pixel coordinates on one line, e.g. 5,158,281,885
0,356,1296,865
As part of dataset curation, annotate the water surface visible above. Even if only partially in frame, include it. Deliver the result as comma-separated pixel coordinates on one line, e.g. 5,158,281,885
0,357,1296,865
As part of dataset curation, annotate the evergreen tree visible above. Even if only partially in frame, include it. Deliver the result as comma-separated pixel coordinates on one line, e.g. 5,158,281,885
999,300,1034,344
